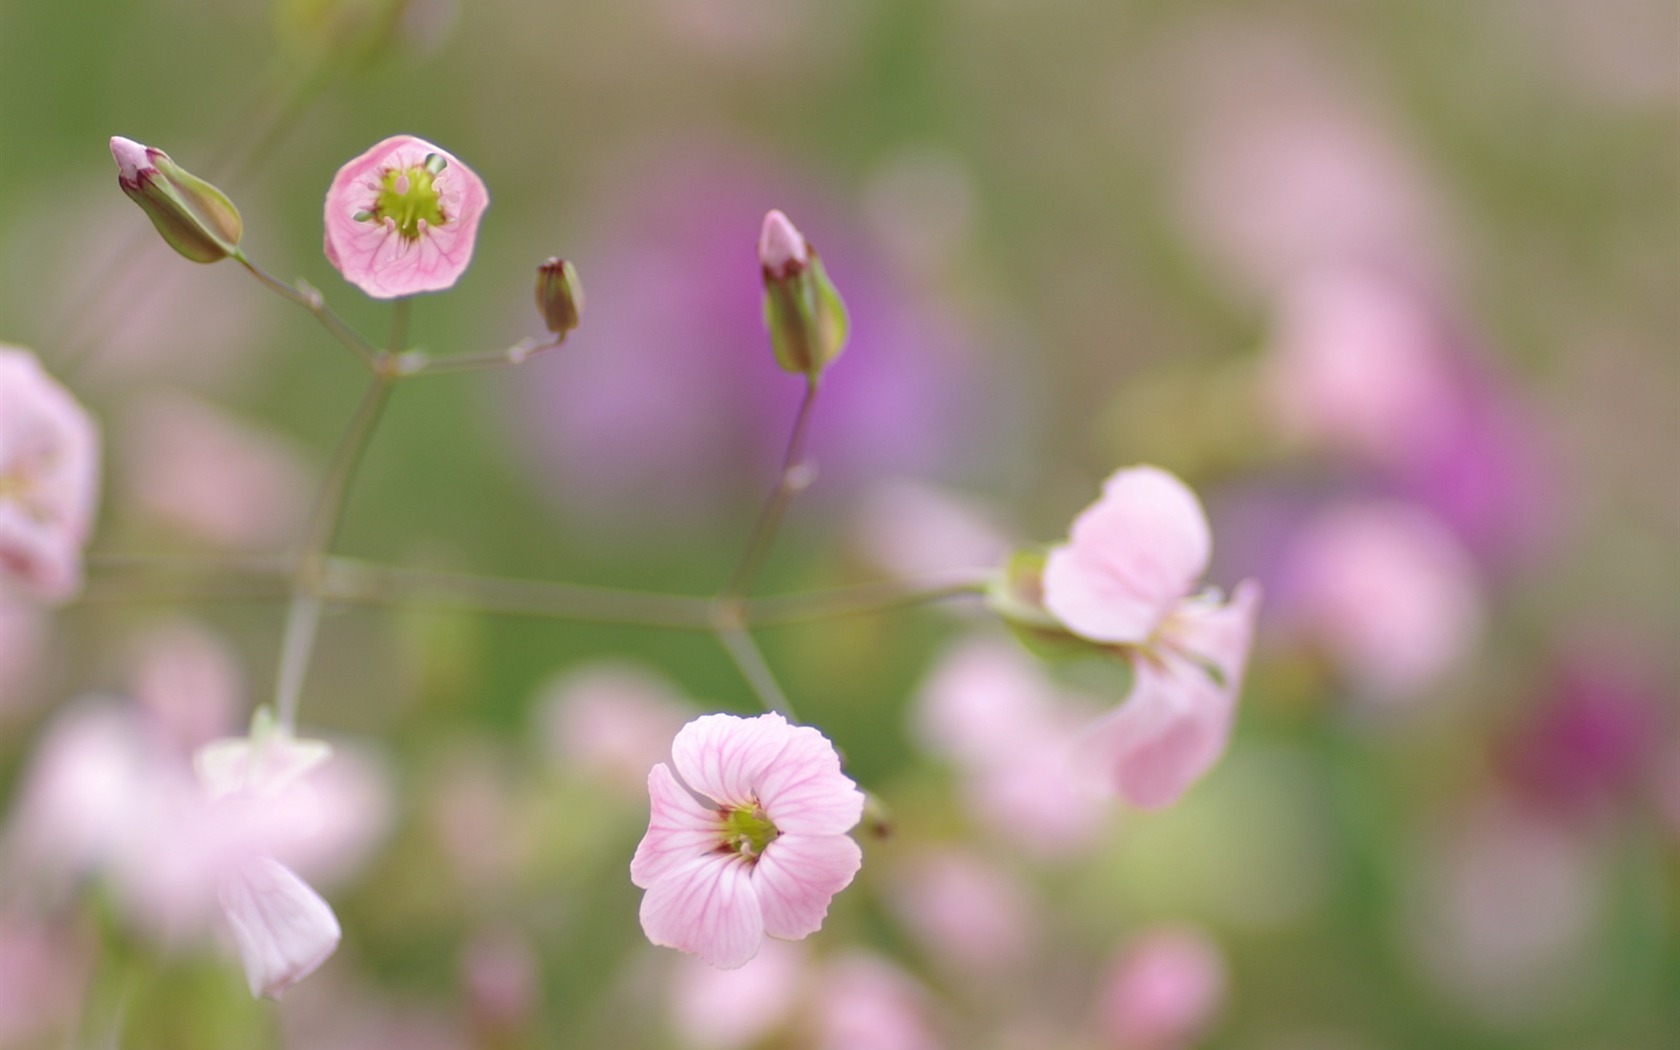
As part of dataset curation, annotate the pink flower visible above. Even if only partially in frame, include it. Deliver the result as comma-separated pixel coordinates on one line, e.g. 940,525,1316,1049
630,713,865,969
218,855,341,999
1099,926,1228,1050
0,346,100,602
1041,466,1262,808
322,135,489,299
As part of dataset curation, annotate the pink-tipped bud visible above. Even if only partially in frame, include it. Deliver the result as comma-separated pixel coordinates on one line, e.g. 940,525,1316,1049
758,209,809,279
535,257,584,335
758,209,848,382
109,137,243,264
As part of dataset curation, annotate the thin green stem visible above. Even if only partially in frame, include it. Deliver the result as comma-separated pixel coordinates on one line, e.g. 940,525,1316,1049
273,593,323,730
744,571,991,626
720,379,819,601
711,618,797,720
393,335,567,377
232,251,381,371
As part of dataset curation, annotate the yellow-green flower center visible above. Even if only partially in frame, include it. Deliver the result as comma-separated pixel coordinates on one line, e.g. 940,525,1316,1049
721,804,779,860
363,155,448,242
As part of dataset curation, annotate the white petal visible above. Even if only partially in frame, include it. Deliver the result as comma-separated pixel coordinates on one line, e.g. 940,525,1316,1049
218,856,340,999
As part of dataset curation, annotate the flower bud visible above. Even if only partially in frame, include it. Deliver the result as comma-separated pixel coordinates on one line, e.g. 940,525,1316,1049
759,210,848,383
535,257,584,335
110,137,243,264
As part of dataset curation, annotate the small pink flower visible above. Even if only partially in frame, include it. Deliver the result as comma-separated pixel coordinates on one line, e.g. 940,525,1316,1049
1099,926,1228,1050
1042,466,1262,808
630,713,865,969
218,854,341,999
322,135,489,299
0,346,100,602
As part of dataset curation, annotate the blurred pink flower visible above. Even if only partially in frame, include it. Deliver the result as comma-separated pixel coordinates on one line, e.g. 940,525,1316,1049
460,925,542,1037
122,392,313,549
0,595,48,721
810,952,944,1050
323,135,489,299
668,938,809,1050
850,480,1012,584
1280,500,1482,700
630,712,865,968
885,849,1040,979
535,661,695,795
0,345,100,602
219,854,341,999
1098,926,1228,1050
1041,466,1261,808
128,619,243,751
0,914,90,1047
913,636,1106,857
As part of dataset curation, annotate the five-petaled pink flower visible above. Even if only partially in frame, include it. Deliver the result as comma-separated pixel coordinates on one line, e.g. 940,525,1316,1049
0,346,99,602
630,713,865,969
322,135,489,299
1042,466,1261,809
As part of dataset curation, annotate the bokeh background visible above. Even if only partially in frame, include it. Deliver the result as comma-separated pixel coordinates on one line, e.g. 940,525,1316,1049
0,0,1676,1047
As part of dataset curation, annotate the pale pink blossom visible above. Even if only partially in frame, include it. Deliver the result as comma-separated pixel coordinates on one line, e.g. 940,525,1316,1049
1099,926,1228,1050
460,925,541,1037
630,713,865,969
0,914,90,1047
128,619,243,751
0,594,48,721
1042,466,1212,646
810,952,944,1050
1041,466,1262,809
0,345,100,602
850,480,1011,584
323,135,489,299
123,392,313,549
885,849,1040,979
757,209,808,276
1281,501,1482,699
219,854,342,999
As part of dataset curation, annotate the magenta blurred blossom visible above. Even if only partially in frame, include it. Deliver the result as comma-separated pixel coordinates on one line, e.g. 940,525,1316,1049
512,148,994,533
630,712,865,968
0,345,100,602
913,636,1106,857
668,938,808,1050
323,135,489,299
122,392,313,549
1278,500,1482,700
535,661,696,795
885,849,1041,980
1042,466,1262,808
1098,926,1228,1050
1500,644,1669,815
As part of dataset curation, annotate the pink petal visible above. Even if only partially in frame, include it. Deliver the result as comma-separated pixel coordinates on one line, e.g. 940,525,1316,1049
755,724,864,836
671,713,793,809
630,764,723,889
751,832,863,941
1042,466,1212,644
639,852,764,969
217,856,340,999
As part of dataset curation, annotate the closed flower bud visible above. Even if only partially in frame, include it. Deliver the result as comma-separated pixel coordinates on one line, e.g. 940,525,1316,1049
109,137,243,264
758,210,848,383
535,257,584,335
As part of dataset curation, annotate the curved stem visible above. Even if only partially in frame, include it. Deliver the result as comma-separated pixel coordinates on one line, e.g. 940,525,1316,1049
231,251,381,371
395,335,567,377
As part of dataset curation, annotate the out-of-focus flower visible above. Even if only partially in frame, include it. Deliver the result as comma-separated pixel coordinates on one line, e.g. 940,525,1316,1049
850,481,1011,583
885,849,1041,980
128,619,243,751
630,712,865,968
668,938,809,1050
1098,926,1228,1050
912,636,1106,857
1032,466,1262,809
219,854,341,999
0,346,100,602
323,135,488,298
110,136,243,264
809,951,944,1050
512,148,996,534
0,595,48,721
460,925,542,1038
122,392,313,550
1279,500,1482,700
534,661,695,796
0,914,90,1047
